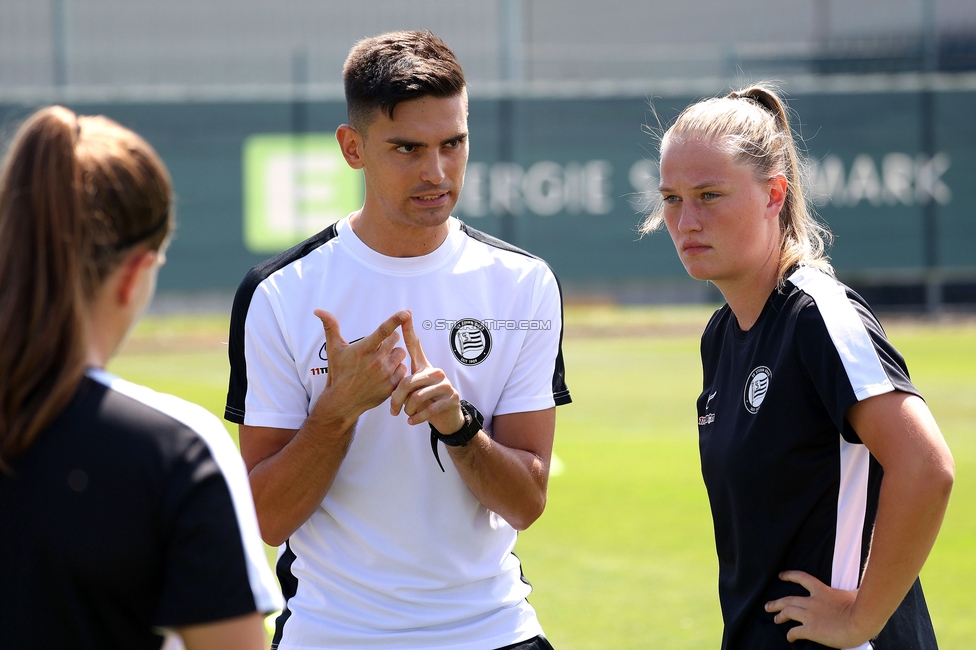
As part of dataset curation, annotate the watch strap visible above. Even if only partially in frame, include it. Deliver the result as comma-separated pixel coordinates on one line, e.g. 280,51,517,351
429,400,484,472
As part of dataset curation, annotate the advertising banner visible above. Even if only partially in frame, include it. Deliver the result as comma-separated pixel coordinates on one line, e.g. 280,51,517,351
5,89,970,294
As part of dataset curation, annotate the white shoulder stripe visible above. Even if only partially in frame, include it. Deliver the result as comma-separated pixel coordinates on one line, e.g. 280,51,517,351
87,368,283,614
788,268,894,402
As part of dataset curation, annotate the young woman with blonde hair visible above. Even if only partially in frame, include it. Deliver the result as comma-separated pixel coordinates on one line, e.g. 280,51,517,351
0,106,281,649
644,85,953,649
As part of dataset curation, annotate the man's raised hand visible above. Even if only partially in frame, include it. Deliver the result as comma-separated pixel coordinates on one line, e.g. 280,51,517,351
314,309,410,417
391,313,465,435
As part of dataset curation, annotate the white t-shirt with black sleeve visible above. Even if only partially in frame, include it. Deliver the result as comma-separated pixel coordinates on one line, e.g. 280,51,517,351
0,368,282,650
225,216,571,650
697,266,938,650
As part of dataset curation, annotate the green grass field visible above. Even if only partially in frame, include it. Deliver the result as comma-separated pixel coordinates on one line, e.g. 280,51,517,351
109,305,976,648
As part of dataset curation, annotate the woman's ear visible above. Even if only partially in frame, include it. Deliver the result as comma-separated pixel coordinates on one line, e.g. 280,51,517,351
765,173,788,220
115,249,157,307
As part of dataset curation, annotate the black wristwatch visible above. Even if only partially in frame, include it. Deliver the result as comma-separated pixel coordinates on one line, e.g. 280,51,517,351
429,400,485,472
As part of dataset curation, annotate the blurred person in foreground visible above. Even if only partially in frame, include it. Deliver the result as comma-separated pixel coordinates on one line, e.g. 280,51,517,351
225,30,570,650
0,107,282,649
641,84,953,649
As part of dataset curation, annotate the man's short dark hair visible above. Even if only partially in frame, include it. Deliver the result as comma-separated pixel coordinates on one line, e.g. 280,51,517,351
343,30,466,132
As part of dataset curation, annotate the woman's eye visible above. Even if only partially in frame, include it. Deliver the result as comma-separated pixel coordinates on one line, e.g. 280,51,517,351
702,192,719,200
662,195,680,204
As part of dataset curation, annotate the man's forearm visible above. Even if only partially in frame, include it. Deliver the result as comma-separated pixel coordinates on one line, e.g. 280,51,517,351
243,310,412,546
243,398,360,546
447,434,549,531
445,408,556,531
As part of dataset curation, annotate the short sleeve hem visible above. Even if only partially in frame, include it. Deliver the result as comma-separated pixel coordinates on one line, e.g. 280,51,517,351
854,381,895,402
493,395,556,417
242,410,307,430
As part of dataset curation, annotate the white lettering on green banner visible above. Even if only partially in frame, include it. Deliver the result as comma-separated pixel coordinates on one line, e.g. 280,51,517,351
243,134,363,253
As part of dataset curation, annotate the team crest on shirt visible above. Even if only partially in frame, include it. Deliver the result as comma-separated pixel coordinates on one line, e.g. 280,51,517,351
449,318,492,366
743,366,771,414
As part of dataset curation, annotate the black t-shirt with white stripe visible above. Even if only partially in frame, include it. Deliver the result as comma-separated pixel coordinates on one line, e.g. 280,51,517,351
697,267,937,649
0,369,281,649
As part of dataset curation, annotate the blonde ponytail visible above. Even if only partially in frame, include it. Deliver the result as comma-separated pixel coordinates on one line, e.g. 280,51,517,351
640,83,832,282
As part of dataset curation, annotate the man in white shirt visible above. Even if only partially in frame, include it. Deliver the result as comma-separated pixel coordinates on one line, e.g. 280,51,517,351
225,30,571,650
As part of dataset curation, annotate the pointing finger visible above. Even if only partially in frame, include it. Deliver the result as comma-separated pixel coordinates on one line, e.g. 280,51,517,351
401,313,430,373
361,310,410,351
378,329,401,352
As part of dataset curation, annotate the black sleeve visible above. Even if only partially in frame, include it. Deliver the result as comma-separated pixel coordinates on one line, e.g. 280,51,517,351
153,434,258,628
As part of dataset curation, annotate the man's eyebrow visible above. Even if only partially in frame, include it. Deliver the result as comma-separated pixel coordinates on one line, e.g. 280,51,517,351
441,132,468,146
386,137,424,147
385,132,468,148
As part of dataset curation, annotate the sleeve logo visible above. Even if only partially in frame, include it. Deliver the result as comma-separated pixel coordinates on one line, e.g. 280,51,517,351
743,366,771,414
450,318,492,366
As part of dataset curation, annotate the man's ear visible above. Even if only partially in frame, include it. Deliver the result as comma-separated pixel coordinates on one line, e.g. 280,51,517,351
115,250,156,307
336,124,364,170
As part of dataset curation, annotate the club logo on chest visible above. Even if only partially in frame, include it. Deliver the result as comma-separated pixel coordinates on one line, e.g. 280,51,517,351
450,318,492,366
743,366,771,414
